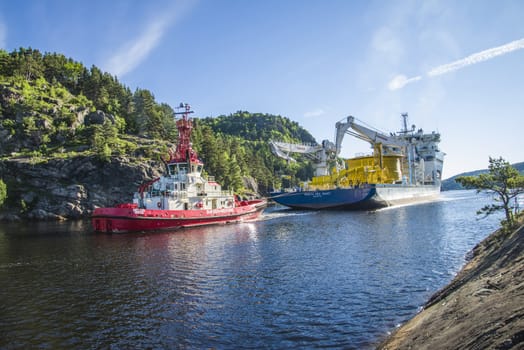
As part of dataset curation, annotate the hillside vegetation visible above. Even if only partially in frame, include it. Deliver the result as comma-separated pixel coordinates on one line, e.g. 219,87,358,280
0,48,315,200
442,162,524,191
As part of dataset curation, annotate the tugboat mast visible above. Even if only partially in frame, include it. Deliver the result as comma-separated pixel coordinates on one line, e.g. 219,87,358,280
170,103,199,164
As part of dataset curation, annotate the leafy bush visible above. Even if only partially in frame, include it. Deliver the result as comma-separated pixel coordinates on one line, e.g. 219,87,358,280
0,179,7,207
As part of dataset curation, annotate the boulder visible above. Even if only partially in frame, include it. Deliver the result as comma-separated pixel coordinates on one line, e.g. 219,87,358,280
35,118,52,130
84,110,115,126
27,209,65,220
71,108,90,130
242,176,259,195
0,213,21,221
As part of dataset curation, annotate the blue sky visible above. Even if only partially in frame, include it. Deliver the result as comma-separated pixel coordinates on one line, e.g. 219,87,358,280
1,0,524,178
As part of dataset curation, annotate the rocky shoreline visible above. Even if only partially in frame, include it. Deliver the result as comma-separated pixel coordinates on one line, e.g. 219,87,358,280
0,156,163,221
0,155,262,221
377,221,524,349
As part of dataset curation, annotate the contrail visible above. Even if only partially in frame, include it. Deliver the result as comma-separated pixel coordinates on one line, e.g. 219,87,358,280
428,38,524,76
388,38,524,90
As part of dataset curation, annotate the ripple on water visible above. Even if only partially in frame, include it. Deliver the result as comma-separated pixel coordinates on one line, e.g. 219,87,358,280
0,191,502,349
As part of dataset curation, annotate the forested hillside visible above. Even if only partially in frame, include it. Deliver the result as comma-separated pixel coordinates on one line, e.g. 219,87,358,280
0,47,315,201
194,112,316,193
442,162,524,191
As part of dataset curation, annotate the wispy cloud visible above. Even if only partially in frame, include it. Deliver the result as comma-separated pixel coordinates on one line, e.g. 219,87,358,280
104,1,195,77
104,15,174,77
387,74,422,90
304,108,326,118
371,26,404,62
388,38,524,90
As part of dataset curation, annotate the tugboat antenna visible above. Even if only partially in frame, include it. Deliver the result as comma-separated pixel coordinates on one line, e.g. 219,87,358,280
174,103,194,116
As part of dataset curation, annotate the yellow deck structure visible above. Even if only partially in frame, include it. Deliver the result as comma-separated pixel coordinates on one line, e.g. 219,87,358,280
308,154,405,190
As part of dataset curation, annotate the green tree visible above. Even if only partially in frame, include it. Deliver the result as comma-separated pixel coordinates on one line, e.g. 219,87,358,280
42,53,86,93
132,88,157,137
0,49,11,76
11,47,44,81
455,157,524,230
0,179,7,207
157,103,177,140
91,122,118,162
227,155,244,192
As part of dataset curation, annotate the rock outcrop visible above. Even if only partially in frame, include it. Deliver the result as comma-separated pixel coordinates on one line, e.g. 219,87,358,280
377,222,524,349
0,155,264,221
0,156,163,221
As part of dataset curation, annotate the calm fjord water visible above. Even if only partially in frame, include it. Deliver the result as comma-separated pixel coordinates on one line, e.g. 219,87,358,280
0,190,502,349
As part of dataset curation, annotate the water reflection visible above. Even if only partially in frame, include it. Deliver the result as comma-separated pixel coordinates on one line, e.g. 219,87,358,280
0,191,502,349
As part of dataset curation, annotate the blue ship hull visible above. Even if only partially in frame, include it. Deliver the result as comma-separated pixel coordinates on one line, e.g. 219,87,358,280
270,183,441,210
269,186,386,210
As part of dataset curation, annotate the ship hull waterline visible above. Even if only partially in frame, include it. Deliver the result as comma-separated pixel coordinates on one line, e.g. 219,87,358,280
270,184,440,210
92,200,267,233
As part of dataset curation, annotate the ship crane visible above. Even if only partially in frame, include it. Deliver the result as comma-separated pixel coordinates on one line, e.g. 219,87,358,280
335,115,418,184
268,112,444,210
335,116,408,156
269,140,336,177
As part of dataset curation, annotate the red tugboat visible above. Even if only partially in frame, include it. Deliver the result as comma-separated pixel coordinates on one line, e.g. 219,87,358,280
92,103,266,233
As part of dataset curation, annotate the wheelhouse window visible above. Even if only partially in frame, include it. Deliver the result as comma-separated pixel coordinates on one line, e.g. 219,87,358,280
178,164,188,175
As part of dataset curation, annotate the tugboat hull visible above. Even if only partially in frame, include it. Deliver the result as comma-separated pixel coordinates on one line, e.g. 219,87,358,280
92,199,266,233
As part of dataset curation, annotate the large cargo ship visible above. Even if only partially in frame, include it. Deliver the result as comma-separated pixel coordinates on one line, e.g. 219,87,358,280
269,114,444,210
92,104,266,233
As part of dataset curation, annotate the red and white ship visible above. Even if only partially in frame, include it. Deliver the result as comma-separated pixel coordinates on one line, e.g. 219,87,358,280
92,103,266,233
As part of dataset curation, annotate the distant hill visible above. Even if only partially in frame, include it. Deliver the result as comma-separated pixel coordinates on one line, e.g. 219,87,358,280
199,111,315,143
442,162,524,191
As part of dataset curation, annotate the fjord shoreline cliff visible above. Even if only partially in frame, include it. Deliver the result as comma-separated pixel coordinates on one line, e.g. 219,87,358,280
377,221,524,349
0,156,163,221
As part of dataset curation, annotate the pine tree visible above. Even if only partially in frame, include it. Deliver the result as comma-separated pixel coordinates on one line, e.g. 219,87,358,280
456,157,524,230
228,155,243,191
